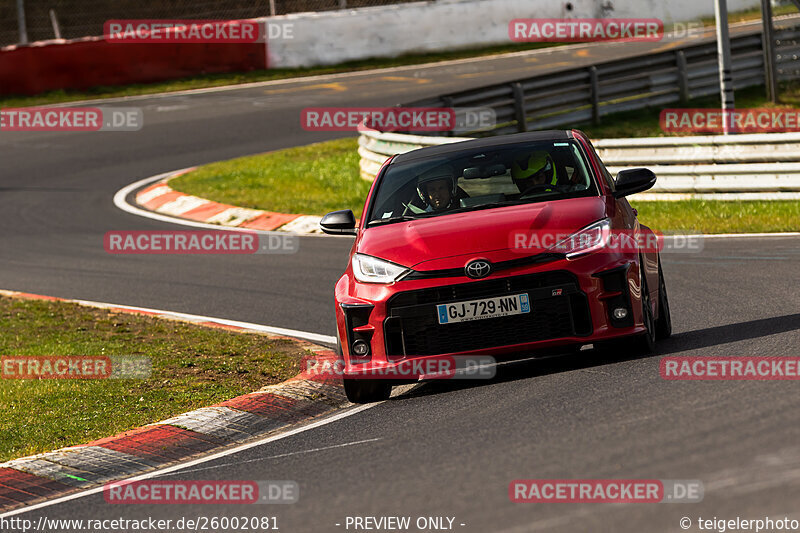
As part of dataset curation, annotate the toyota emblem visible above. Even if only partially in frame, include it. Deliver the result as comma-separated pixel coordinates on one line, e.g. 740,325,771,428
465,259,492,279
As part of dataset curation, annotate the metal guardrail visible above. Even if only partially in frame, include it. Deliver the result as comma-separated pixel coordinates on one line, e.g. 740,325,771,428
357,127,800,198
596,133,800,194
357,18,800,198
403,20,800,136
357,126,469,180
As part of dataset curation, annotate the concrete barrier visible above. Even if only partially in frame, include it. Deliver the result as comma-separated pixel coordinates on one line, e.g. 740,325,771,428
0,37,266,96
264,0,759,68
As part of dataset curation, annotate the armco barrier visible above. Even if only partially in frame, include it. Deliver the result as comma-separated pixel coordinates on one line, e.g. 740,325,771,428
405,16,800,136
0,36,266,96
357,125,470,180
596,133,800,193
357,126,800,198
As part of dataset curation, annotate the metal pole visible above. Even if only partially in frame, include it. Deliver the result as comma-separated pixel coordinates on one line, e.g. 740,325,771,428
761,0,779,103
714,0,735,134
676,51,690,104
511,82,527,132
16,0,28,45
49,9,62,39
589,66,600,125
269,0,276,17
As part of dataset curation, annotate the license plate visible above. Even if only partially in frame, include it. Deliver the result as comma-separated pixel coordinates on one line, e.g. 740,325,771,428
437,293,530,325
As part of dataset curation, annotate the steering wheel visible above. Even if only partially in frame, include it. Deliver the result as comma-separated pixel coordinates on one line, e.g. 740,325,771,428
518,183,568,199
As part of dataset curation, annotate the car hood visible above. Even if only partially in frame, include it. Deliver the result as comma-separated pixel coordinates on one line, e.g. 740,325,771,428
357,197,607,270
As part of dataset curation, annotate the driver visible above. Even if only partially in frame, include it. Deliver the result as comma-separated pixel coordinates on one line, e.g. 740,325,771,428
414,164,459,212
511,151,558,194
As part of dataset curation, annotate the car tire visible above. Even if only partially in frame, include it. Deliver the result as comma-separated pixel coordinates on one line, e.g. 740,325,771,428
655,258,672,340
634,262,657,354
343,377,392,404
336,332,392,404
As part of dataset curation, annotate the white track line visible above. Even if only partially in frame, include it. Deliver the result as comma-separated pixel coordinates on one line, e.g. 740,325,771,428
72,297,337,346
0,289,336,345
36,17,782,108
695,232,800,239
157,437,383,477
0,404,378,518
38,42,616,108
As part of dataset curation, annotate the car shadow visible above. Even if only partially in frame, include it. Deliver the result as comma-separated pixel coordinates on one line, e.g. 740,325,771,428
392,313,800,401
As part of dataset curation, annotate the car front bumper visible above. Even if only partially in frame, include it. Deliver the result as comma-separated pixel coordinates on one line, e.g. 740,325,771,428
335,252,646,378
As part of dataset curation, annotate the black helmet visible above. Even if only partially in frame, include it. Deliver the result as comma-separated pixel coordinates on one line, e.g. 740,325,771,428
416,164,457,208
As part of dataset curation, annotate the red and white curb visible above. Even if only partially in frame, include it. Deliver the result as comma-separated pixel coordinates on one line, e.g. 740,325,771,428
135,169,324,234
0,290,345,513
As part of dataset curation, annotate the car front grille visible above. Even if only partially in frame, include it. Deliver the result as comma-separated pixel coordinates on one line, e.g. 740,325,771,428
384,271,592,357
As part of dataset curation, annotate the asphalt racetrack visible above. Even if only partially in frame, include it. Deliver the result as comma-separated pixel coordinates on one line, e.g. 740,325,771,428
2,29,799,532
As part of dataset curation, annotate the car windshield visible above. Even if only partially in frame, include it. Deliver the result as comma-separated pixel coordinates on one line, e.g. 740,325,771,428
367,140,598,225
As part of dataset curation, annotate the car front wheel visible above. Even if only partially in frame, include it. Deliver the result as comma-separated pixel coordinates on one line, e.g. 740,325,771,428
635,262,657,353
343,377,392,404
655,257,672,339
336,333,392,403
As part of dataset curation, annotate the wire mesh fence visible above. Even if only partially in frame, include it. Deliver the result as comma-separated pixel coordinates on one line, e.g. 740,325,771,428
0,0,421,46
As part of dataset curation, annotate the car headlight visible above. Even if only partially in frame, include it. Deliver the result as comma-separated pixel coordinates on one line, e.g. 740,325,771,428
351,253,410,283
549,218,612,259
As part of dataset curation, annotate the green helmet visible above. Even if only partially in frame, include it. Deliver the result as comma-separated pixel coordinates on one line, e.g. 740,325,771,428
511,151,557,191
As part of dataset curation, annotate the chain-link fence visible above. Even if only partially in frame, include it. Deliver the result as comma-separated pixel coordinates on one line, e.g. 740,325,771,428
0,0,422,46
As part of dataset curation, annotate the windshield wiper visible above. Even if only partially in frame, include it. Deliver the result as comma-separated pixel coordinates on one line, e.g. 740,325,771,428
449,200,526,214
368,214,424,227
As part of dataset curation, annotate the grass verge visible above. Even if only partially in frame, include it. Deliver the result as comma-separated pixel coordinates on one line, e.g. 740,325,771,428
0,295,307,462
630,200,800,234
170,137,370,218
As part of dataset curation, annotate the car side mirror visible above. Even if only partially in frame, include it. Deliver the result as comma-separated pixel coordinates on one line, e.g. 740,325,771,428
613,168,656,198
320,209,357,235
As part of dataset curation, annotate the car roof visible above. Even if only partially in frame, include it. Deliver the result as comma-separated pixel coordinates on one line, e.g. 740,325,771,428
391,130,576,164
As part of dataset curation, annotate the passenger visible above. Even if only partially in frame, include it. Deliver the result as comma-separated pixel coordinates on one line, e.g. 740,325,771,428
511,151,558,194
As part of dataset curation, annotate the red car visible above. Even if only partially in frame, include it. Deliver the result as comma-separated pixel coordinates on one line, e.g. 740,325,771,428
321,130,671,403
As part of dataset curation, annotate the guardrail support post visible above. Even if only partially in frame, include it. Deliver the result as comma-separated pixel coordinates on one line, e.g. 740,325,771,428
511,83,527,132
676,51,690,103
713,0,735,134
16,0,28,45
589,66,600,125
761,0,779,103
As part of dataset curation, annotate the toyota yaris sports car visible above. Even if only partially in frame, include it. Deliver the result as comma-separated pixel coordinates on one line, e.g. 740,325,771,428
321,130,671,403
